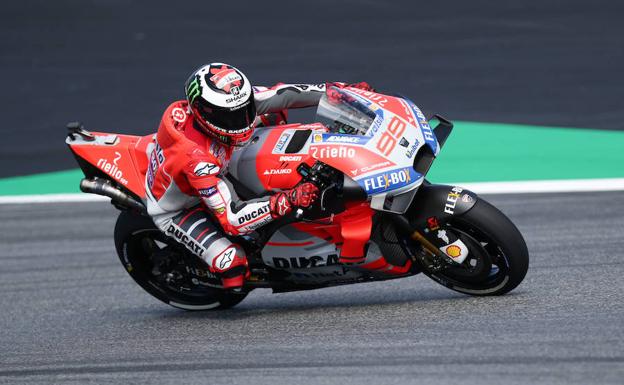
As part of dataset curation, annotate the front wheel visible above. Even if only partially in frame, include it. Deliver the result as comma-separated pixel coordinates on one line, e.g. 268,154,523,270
408,198,529,296
114,211,248,310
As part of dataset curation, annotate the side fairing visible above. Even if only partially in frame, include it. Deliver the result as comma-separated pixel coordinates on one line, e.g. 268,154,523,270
66,132,150,199
261,224,386,284
229,124,321,194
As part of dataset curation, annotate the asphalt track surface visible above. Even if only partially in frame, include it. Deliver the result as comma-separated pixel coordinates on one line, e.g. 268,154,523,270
2,0,624,177
1,191,623,384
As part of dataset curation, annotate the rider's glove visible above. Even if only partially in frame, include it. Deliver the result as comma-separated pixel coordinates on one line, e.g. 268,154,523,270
269,182,319,218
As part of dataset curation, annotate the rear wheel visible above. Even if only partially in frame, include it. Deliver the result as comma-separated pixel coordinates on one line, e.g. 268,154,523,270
114,211,248,310
407,198,529,295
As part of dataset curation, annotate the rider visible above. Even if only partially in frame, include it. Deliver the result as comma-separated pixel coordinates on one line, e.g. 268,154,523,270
145,62,373,290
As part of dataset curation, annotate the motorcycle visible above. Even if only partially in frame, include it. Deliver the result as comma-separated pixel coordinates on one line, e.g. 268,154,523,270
66,86,529,310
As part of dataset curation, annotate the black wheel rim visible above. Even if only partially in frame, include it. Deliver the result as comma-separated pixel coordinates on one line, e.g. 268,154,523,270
124,229,226,304
405,217,513,293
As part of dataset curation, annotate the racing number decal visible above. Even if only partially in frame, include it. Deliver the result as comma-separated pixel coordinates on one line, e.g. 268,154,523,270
376,117,406,156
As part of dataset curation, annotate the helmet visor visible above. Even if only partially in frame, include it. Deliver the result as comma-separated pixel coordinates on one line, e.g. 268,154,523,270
198,101,256,132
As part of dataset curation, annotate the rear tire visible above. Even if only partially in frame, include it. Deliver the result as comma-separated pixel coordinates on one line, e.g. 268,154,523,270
411,198,529,296
114,211,248,310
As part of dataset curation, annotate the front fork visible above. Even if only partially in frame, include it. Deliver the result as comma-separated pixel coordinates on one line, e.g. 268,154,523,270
389,212,471,273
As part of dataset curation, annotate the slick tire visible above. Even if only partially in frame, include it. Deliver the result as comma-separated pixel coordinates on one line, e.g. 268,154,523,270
418,198,529,296
114,210,248,310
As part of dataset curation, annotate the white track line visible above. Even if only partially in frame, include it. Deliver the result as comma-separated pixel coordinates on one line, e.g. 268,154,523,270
0,194,108,204
1,178,624,204
455,178,624,194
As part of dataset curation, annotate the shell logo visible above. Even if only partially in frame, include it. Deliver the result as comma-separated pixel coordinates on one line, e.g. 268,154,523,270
445,245,462,258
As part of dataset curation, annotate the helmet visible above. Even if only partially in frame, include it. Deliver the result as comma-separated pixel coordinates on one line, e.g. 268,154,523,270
184,63,256,146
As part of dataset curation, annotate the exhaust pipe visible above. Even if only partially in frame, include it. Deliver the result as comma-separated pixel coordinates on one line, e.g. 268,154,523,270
80,178,146,213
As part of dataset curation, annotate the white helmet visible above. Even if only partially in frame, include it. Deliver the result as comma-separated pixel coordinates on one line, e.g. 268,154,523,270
185,63,256,146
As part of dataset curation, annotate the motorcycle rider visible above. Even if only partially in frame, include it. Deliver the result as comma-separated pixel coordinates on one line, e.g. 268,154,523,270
146,62,373,290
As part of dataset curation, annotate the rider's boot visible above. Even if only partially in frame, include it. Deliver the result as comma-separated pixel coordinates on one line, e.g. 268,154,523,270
209,245,249,290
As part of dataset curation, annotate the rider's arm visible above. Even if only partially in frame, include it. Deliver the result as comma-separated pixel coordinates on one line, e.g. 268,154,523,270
185,159,317,236
253,82,375,115
199,177,274,236
253,83,327,115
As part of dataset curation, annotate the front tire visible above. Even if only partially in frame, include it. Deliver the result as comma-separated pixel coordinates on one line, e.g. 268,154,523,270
114,211,248,310
410,198,529,296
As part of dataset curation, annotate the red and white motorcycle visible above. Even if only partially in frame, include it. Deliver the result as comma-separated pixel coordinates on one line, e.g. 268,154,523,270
66,86,528,310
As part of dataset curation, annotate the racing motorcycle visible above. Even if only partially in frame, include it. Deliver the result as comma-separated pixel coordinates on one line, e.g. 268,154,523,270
66,86,529,310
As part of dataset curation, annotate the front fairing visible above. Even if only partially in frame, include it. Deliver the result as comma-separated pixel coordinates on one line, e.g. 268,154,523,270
313,87,440,213
228,87,440,214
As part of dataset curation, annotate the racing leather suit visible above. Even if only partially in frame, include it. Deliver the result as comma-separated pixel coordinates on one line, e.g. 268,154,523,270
145,83,326,288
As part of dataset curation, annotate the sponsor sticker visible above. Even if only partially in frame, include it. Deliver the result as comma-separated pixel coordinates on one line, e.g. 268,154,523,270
405,140,419,158
272,254,340,269
461,194,473,203
279,155,302,162
359,160,393,174
359,167,419,195
321,134,370,145
225,91,248,104
194,162,220,177
171,107,187,123
263,169,292,175
405,98,437,152
276,195,289,216
209,142,226,161
237,204,270,225
310,145,356,159
147,143,165,188
439,239,469,264
444,186,464,214
346,88,388,107
368,110,385,135
445,245,461,258
216,248,236,270
273,132,291,153
198,186,218,197
166,224,205,257
97,157,128,185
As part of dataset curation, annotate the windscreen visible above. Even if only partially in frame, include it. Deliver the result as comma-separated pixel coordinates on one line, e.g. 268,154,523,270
315,87,377,136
